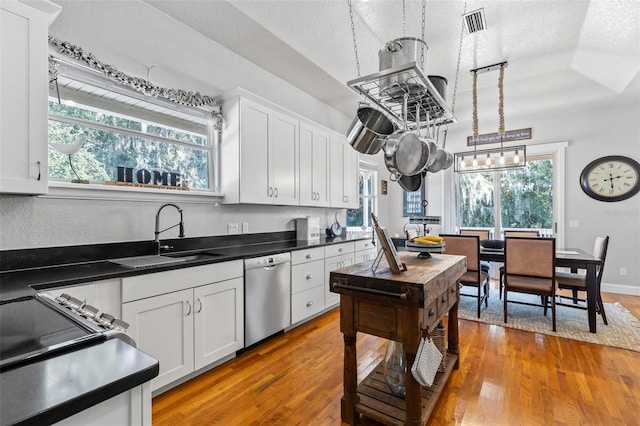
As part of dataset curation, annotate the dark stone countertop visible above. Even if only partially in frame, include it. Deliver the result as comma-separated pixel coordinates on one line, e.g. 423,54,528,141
0,338,159,426
0,232,372,302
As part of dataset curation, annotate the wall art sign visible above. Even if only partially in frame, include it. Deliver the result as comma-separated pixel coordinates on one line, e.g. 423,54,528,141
467,127,532,146
106,166,189,191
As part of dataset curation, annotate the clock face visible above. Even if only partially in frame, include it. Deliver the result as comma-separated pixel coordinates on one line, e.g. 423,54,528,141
580,156,640,202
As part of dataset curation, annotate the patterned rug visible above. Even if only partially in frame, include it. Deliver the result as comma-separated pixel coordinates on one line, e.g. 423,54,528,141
458,289,640,352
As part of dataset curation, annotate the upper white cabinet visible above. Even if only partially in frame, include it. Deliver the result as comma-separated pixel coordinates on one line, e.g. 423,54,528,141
329,133,359,209
221,93,299,205
0,0,61,194
299,121,330,207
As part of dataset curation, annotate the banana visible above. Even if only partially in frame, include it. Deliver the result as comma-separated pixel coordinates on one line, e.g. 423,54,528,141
411,236,444,244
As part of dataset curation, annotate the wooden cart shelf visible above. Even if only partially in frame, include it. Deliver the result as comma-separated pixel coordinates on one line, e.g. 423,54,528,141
330,252,466,426
355,353,458,426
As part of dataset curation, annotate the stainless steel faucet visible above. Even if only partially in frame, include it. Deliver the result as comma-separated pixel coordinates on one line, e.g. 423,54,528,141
153,203,185,255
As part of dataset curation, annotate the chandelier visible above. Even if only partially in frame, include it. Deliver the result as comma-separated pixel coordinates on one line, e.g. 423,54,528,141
454,62,526,173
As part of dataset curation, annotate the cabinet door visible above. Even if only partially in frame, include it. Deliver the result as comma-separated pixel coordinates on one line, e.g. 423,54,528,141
0,1,54,194
343,143,359,209
324,253,354,307
193,277,244,370
239,99,271,204
122,289,194,391
272,112,299,205
329,137,346,207
299,122,329,207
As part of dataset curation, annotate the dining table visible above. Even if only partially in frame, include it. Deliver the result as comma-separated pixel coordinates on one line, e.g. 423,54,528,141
480,247,603,333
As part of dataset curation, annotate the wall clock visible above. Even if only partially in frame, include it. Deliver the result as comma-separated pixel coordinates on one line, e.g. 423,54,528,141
580,155,640,202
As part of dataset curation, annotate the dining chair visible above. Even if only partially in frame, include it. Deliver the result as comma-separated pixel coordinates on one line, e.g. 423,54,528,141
556,236,609,325
460,229,491,273
499,231,540,299
503,236,557,331
441,234,490,318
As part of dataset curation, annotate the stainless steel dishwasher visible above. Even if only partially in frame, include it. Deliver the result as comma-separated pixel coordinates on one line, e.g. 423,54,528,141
244,252,291,347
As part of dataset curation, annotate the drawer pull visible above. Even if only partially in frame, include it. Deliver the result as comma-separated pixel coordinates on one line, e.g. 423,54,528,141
185,300,192,316
338,248,343,252
306,274,312,279
195,298,202,313
306,254,312,259
306,301,313,307
428,308,435,317
450,287,456,293
441,296,447,303
332,282,408,300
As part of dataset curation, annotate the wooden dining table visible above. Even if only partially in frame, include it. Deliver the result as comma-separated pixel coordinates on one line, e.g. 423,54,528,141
480,247,603,333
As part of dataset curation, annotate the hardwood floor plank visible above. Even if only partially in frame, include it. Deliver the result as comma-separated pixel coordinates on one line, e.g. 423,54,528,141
153,291,640,425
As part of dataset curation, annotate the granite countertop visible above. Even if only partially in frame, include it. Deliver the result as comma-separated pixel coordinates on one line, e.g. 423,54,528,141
0,338,159,426
0,232,373,301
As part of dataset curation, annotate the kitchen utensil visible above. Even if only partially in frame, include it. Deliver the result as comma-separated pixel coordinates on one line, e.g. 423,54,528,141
379,37,428,98
428,75,447,100
346,103,395,154
398,173,422,192
329,213,342,237
384,96,430,178
427,149,447,173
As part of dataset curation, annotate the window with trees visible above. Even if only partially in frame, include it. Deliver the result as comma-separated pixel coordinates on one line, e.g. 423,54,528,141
457,155,554,238
347,164,377,230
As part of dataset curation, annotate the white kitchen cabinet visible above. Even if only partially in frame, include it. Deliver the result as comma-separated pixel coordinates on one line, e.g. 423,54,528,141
299,121,329,206
324,242,355,307
0,0,60,194
329,133,359,209
193,277,243,370
221,92,299,205
354,239,377,264
290,247,325,324
121,261,244,392
40,279,122,317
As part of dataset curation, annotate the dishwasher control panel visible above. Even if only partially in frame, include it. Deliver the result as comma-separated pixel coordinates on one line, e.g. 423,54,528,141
244,252,291,269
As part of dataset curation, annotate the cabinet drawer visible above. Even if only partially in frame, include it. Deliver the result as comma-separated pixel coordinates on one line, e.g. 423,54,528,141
291,285,324,324
355,248,377,264
424,299,439,332
436,289,448,317
291,247,325,265
324,242,354,258
354,239,375,252
122,260,243,303
291,260,324,294
448,282,459,310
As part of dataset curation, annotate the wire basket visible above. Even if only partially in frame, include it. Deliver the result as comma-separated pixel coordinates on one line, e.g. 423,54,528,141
432,322,447,373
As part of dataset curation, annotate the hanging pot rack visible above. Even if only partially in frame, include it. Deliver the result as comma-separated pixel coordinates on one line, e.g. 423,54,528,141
347,61,456,129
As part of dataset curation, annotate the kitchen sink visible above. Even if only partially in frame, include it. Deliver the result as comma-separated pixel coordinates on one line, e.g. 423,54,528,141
109,252,221,269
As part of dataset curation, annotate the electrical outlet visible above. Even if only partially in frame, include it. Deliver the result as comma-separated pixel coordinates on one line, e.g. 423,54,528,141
227,223,239,235
242,222,249,233
620,267,628,276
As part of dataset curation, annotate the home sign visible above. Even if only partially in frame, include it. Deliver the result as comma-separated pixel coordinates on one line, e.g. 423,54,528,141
106,166,189,191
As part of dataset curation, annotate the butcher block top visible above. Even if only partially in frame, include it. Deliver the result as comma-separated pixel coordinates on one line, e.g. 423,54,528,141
330,252,466,308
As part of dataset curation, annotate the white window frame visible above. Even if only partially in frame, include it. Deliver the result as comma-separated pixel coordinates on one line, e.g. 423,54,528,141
347,160,378,233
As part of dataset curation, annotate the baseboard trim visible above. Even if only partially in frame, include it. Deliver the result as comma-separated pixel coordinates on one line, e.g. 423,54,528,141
601,282,640,296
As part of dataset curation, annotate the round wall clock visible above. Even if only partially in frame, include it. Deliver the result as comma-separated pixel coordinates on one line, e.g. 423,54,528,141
580,155,640,202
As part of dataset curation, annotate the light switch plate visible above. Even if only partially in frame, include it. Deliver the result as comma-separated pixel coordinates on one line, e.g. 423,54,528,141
228,223,239,234
242,222,249,233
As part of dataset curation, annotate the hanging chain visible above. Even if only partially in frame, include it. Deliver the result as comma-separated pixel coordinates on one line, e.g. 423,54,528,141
420,0,426,69
403,0,406,37
450,1,468,114
347,0,361,78
472,71,479,143
498,64,505,137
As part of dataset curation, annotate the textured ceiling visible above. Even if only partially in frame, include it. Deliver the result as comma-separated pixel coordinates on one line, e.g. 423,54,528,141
92,1,640,125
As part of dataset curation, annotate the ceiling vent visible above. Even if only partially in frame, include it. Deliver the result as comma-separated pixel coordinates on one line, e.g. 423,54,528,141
463,8,487,34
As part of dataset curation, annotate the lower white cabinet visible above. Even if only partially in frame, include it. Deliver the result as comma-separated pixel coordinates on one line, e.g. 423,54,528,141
355,239,377,264
290,247,325,324
121,261,243,392
324,242,355,308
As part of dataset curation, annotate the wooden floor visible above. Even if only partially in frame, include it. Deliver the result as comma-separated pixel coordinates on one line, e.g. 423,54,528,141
152,289,640,425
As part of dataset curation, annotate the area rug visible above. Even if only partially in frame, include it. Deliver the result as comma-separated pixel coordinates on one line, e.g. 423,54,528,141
457,289,640,352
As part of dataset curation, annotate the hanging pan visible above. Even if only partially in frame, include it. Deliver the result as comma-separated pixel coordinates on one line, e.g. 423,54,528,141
346,103,396,155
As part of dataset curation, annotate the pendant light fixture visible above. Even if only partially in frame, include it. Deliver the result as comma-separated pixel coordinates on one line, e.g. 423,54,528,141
454,61,526,173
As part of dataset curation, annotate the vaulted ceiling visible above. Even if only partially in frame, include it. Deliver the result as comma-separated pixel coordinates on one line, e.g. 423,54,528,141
142,0,640,127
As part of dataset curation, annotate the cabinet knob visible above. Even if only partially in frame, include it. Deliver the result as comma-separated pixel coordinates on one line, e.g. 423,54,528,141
338,248,343,252
306,254,312,259
441,296,447,303
428,308,435,317
306,301,313,307
306,274,312,279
